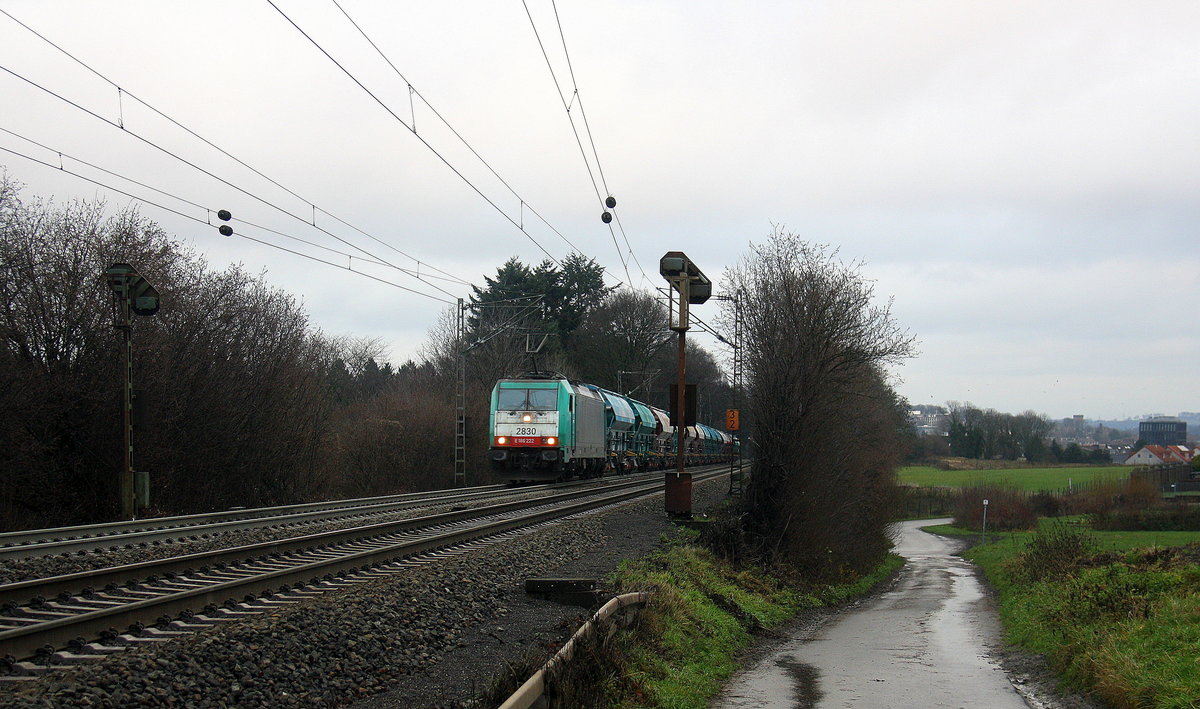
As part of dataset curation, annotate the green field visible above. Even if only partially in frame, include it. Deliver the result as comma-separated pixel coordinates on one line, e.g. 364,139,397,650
898,465,1125,491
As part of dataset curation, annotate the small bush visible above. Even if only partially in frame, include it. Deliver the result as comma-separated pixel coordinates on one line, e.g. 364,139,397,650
1091,505,1200,532
1008,521,1098,583
698,504,753,564
1057,564,1178,622
896,486,956,519
1028,490,1063,518
952,484,1037,531
1063,476,1161,515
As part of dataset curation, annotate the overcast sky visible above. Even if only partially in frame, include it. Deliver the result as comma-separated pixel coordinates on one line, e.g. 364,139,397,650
2,1,1196,420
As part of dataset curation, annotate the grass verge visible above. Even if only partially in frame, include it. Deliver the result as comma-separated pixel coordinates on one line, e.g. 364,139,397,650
928,519,1200,708
486,529,903,709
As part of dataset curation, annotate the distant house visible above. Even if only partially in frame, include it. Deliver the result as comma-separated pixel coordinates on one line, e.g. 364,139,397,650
907,409,947,437
1124,444,1194,466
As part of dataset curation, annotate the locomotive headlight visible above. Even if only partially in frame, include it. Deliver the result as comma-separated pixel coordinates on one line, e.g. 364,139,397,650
545,437,557,446
522,414,533,422
497,436,507,445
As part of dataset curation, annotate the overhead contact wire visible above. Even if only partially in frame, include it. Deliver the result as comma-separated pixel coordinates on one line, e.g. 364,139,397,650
551,0,612,198
0,143,452,304
266,0,562,267
1,128,462,279
520,0,604,206
521,0,635,287
328,0,584,257
0,64,463,300
0,7,467,289
549,0,648,287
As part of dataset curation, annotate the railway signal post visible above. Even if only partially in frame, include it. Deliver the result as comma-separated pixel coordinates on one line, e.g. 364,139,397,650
660,252,711,518
105,263,160,520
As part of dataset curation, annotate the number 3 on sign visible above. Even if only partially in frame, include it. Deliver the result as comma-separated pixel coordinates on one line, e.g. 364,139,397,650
725,409,740,431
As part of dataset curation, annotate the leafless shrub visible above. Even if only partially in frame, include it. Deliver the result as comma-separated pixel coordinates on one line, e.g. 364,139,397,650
952,485,1037,532
1063,476,1161,516
721,229,915,578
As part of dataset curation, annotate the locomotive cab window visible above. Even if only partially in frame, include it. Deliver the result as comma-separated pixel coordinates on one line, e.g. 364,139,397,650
497,388,558,411
529,389,557,410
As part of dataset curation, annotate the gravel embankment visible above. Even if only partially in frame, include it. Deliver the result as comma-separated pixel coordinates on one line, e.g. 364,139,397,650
2,475,731,708
0,485,606,585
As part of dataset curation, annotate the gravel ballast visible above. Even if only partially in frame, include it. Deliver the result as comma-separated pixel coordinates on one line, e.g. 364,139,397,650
2,474,731,708
0,480,649,585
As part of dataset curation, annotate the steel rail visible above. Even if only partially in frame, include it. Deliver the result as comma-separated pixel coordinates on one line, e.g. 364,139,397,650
0,467,727,608
0,467,729,662
0,484,507,549
0,472,663,561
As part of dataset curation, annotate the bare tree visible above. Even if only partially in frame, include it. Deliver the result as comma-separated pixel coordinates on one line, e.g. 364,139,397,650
0,181,340,526
722,228,915,577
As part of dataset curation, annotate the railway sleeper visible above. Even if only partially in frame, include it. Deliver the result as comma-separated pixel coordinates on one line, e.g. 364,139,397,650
75,642,127,655
48,651,109,665
8,661,71,676
166,620,213,631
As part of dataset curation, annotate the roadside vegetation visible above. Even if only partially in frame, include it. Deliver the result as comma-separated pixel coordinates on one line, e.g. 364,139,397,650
925,474,1200,708
485,529,904,709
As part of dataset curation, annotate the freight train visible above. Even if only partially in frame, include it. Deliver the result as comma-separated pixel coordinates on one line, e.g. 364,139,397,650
488,372,736,483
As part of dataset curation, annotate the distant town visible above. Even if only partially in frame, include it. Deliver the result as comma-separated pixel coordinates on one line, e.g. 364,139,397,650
908,406,1197,466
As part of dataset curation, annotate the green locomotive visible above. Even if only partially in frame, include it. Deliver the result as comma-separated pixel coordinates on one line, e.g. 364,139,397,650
488,373,734,483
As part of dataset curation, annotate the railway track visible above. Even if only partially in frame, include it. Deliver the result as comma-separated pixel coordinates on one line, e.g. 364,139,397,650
0,474,661,562
0,466,730,669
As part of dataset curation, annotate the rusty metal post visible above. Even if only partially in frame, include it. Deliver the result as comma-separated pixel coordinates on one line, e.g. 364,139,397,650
666,327,692,517
664,275,691,518
660,252,709,519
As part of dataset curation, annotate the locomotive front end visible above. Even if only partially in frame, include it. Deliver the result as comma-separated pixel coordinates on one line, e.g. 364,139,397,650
489,380,565,480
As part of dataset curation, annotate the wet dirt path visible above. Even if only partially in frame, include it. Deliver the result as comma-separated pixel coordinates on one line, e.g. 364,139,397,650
711,519,1034,709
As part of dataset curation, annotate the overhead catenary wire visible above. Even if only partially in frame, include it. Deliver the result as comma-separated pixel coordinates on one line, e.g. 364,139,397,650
550,0,612,199
519,0,603,205
0,143,455,304
265,0,565,269
0,7,468,290
520,0,642,288
0,63,467,301
549,0,649,287
327,0,587,259
0,126,463,294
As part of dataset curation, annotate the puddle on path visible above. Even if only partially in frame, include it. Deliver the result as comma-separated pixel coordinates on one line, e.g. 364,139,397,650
777,657,823,708
711,519,1030,709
